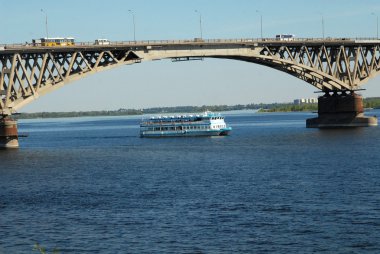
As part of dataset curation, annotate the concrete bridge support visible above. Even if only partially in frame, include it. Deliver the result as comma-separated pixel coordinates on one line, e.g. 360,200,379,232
0,118,19,148
306,92,378,128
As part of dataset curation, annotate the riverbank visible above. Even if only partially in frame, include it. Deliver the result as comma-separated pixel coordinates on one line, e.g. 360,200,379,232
14,97,380,119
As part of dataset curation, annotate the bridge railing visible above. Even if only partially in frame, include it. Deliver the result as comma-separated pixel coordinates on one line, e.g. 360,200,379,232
59,37,380,46
2,37,380,49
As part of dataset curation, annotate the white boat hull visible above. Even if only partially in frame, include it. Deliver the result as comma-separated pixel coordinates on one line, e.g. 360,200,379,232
140,128,231,138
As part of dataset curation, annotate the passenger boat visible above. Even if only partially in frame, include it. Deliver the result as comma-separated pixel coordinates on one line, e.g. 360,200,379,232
140,111,232,137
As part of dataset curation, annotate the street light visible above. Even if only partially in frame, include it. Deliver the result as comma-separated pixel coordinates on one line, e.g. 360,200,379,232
256,10,262,39
128,9,136,41
40,9,49,38
318,13,325,39
194,10,203,39
371,13,378,39
321,15,325,39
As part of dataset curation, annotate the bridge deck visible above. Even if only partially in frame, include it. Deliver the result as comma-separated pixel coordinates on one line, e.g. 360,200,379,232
2,38,380,53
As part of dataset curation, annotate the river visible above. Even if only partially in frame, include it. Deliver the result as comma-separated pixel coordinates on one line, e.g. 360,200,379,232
1,110,379,253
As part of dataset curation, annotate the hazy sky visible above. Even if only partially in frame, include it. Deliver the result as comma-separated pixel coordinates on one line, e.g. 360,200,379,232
2,0,380,112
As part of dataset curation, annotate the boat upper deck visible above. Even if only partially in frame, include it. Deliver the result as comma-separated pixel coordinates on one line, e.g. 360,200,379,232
141,111,225,125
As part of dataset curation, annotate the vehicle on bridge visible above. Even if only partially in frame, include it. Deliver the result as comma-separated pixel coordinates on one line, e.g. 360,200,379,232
94,39,110,45
194,37,204,42
32,37,75,46
276,34,295,41
140,111,232,137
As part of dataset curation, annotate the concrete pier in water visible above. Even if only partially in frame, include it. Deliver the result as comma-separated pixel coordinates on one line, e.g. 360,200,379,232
306,92,378,128
0,118,19,148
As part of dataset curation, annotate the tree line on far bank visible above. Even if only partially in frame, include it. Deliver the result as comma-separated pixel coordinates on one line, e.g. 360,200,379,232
15,97,380,119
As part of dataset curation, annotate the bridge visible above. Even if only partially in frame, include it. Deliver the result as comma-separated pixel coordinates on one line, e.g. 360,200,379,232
1,37,379,147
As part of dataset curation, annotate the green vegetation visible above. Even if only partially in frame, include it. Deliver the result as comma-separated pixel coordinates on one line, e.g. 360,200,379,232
16,105,261,119
257,103,318,112
363,97,380,109
16,108,142,119
15,97,380,119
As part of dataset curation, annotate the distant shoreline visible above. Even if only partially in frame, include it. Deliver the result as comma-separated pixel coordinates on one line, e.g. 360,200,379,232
15,104,312,119
14,98,380,119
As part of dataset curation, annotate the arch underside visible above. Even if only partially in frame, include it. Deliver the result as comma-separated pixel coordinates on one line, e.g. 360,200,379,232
0,50,141,114
211,44,380,92
214,55,353,91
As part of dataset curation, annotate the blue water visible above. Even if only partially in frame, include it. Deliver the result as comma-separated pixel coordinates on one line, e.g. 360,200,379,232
1,111,380,253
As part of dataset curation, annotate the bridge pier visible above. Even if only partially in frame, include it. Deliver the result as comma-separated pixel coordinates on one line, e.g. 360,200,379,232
0,117,19,148
306,92,378,128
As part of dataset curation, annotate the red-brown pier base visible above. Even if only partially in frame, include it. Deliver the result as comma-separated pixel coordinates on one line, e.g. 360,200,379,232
306,91,378,128
0,117,19,148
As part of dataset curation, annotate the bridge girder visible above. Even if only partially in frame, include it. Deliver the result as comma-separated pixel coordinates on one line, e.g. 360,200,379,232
1,39,380,115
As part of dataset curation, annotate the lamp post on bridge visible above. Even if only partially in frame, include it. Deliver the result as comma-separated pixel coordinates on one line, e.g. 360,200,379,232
128,9,136,42
40,9,49,39
371,13,378,39
319,13,325,39
256,10,263,40
322,15,325,39
194,10,203,39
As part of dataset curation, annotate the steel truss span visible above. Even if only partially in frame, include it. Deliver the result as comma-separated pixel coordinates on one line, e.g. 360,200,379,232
1,38,380,115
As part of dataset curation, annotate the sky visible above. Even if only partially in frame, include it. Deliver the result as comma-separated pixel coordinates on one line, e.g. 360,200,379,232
1,0,380,112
